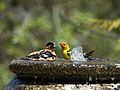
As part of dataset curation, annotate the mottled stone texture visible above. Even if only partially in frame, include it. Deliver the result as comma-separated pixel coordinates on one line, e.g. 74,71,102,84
5,84,120,90
5,59,120,90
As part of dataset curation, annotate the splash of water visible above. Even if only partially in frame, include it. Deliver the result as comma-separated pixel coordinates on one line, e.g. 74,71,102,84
70,46,87,62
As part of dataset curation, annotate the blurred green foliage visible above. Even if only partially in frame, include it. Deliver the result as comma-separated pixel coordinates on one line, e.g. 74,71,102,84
0,0,120,89
0,64,12,89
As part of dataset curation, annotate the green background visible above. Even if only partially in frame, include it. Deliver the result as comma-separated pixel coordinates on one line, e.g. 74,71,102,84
0,0,120,89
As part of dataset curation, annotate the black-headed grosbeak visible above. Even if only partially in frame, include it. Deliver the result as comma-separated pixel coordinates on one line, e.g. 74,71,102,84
21,42,57,61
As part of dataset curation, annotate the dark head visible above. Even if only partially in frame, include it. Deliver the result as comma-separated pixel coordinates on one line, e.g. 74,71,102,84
45,42,56,50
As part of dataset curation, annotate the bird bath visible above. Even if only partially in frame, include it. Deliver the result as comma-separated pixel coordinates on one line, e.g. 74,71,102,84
5,58,120,90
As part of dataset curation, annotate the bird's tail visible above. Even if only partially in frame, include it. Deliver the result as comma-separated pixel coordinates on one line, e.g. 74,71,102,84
83,50,95,58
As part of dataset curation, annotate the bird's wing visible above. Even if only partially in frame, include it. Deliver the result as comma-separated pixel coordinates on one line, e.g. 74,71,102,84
39,49,56,59
22,49,56,60
67,50,71,57
26,50,43,59
28,51,40,56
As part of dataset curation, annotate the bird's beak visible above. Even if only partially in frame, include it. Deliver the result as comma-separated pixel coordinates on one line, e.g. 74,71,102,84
59,42,65,48
59,42,62,46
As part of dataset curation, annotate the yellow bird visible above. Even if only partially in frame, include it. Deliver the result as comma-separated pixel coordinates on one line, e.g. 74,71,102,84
59,42,95,60
59,42,71,60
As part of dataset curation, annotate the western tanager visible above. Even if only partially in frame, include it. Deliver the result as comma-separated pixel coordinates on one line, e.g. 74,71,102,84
59,42,95,60
59,42,71,60
21,42,57,61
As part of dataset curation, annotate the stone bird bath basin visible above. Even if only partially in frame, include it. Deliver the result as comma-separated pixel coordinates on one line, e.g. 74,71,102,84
5,58,120,90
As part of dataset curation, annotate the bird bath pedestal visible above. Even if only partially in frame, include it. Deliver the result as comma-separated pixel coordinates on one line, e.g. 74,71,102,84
5,58,120,90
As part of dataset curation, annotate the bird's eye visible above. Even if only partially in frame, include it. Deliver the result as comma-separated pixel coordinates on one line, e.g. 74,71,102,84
63,44,65,45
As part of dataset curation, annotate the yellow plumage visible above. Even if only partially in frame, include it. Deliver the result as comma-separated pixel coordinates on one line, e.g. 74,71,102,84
59,42,71,60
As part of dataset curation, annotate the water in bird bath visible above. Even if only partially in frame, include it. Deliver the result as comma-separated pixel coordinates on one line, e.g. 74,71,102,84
71,46,87,62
